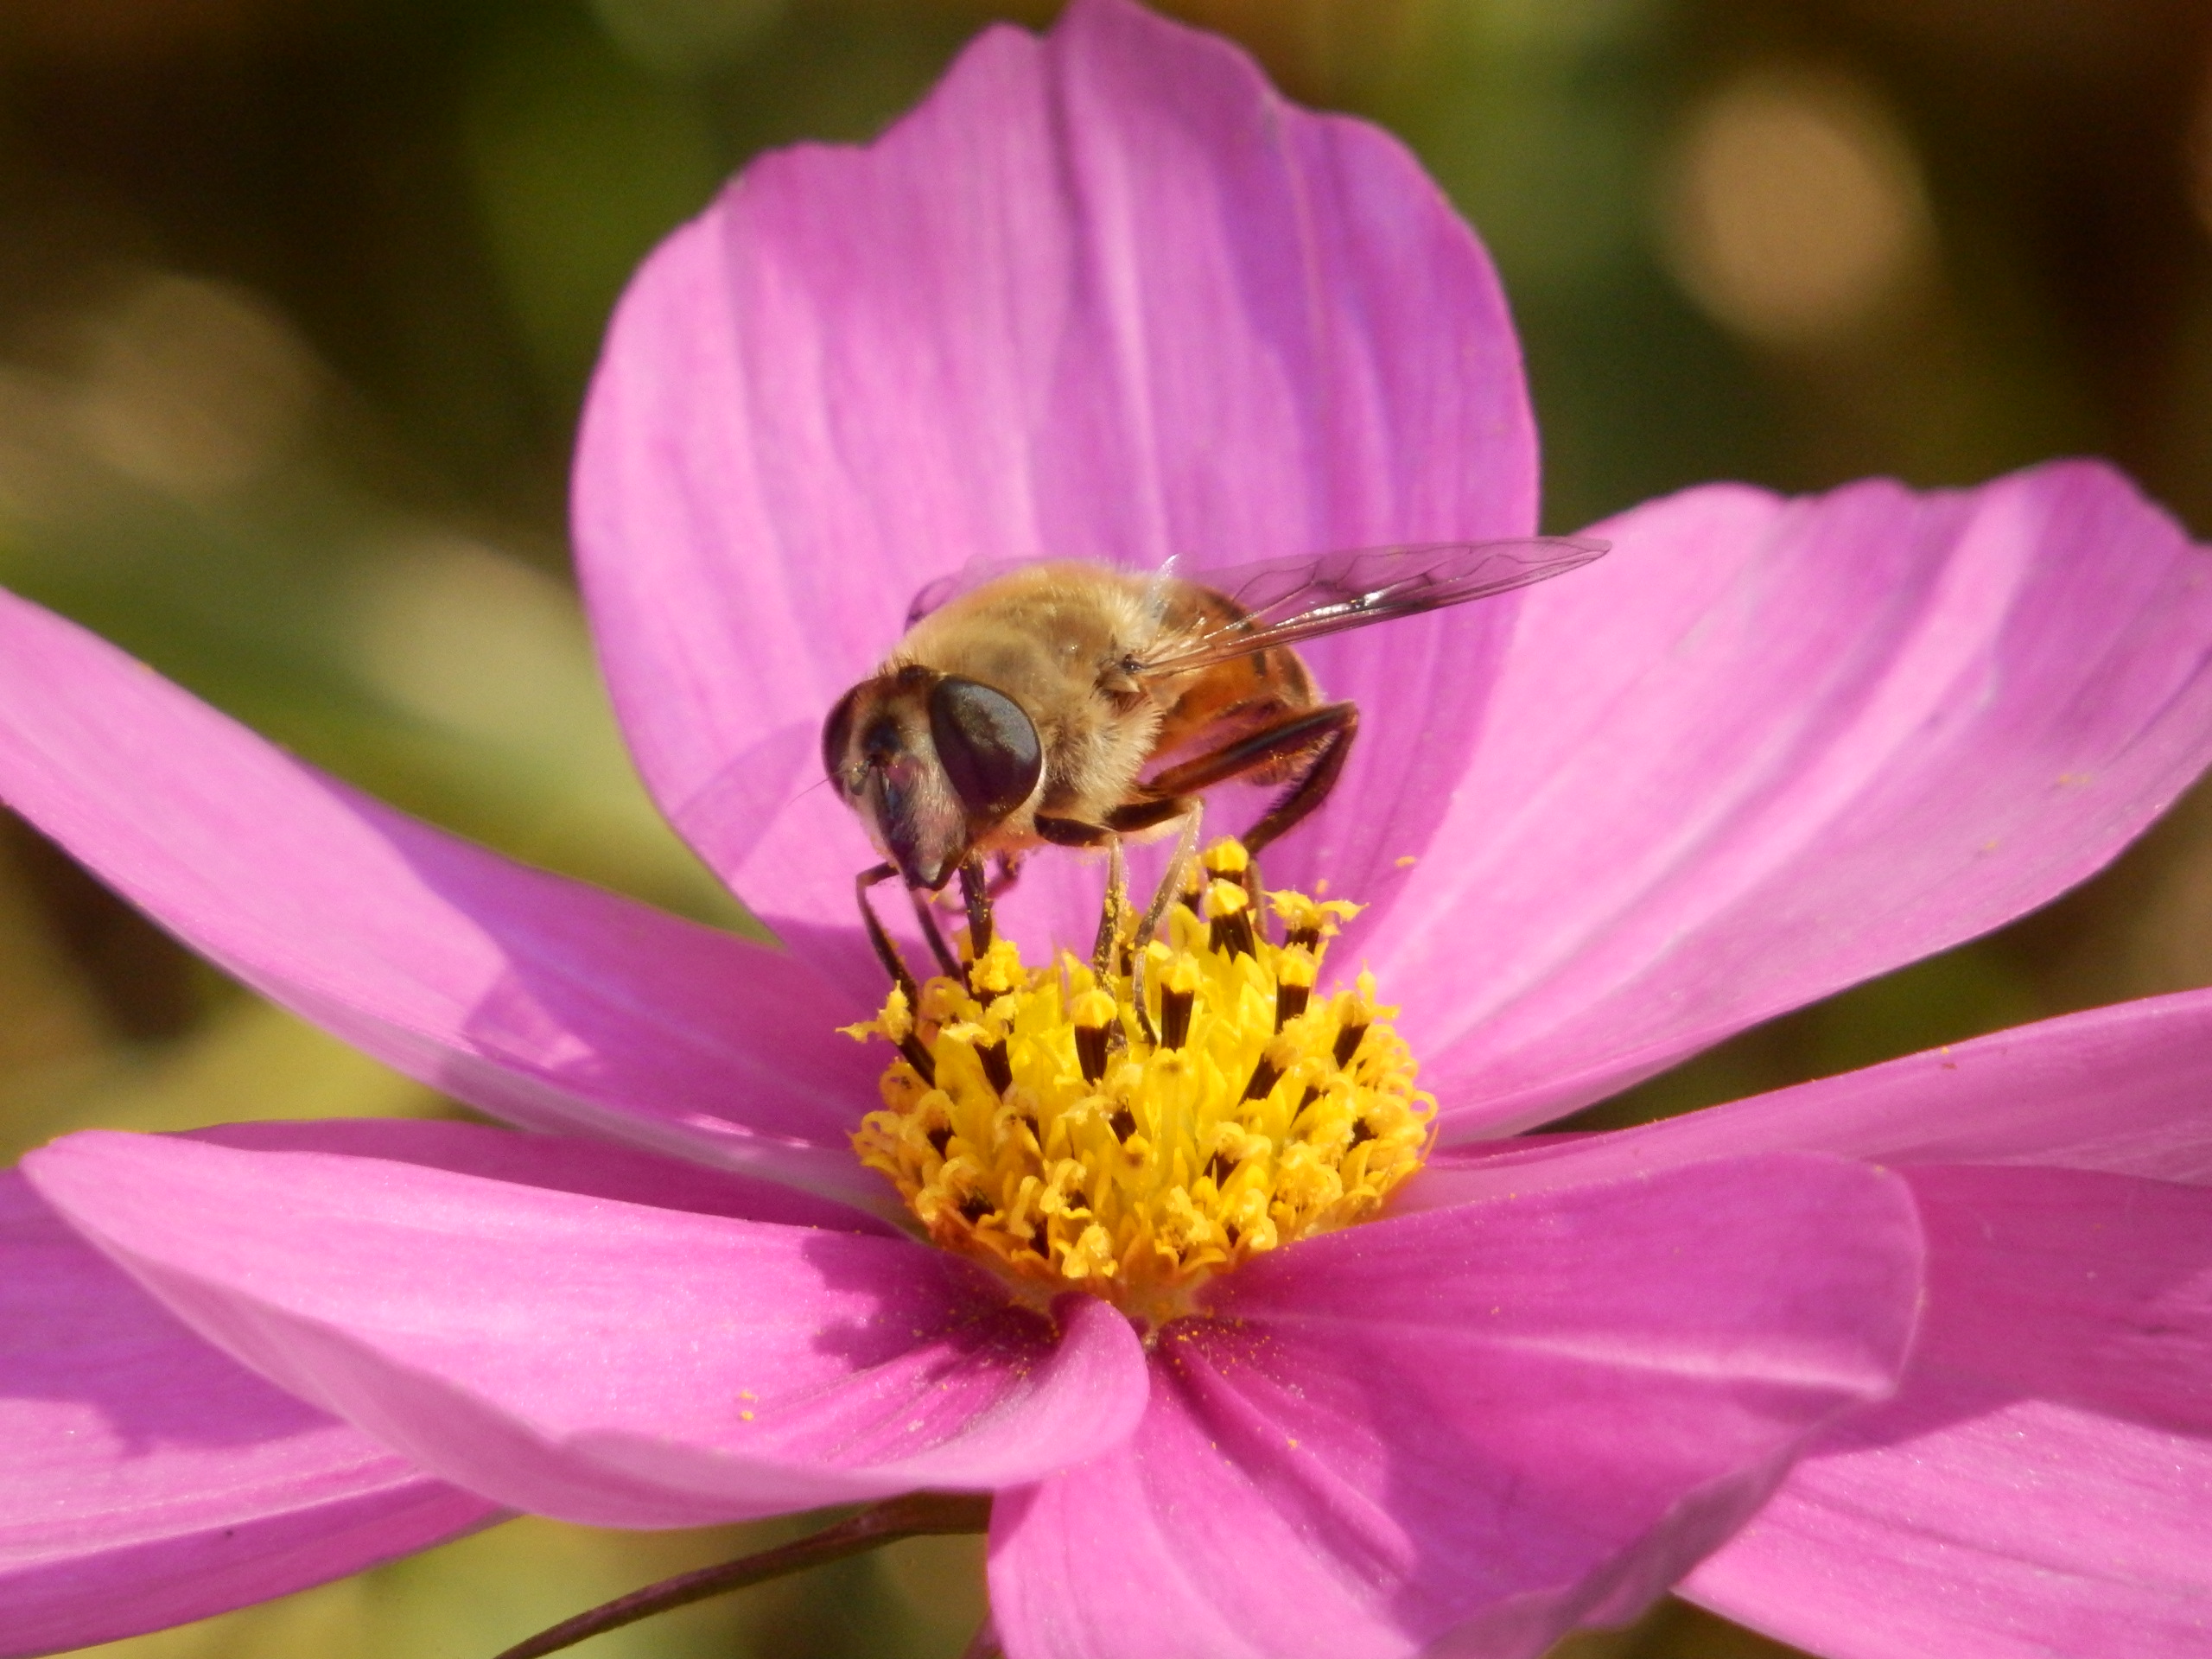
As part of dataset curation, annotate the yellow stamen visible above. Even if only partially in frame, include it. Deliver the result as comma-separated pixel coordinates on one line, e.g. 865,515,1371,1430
845,841,1434,1323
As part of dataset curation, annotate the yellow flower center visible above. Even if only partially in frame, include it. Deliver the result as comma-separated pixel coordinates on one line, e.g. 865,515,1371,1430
845,840,1434,1323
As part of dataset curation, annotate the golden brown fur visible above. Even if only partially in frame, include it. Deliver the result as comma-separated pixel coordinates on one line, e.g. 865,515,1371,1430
878,561,1320,857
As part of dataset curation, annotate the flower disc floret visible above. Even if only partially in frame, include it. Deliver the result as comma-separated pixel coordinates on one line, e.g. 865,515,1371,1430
847,842,1433,1320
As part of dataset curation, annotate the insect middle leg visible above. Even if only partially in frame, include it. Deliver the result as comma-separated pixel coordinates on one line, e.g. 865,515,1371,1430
1091,837,1128,983
957,855,997,961
1121,805,1204,1044
1133,802,1205,959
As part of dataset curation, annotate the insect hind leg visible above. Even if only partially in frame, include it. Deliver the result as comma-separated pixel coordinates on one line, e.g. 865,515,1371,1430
1138,702,1359,857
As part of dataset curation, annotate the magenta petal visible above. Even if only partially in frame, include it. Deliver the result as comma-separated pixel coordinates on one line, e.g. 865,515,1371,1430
573,0,1536,987
1409,985,2212,1214
191,1117,897,1235
0,1168,497,1659
1688,1165,2212,1659
988,1154,1920,1659
25,1132,1148,1529
0,585,888,1212
1371,463,2212,1137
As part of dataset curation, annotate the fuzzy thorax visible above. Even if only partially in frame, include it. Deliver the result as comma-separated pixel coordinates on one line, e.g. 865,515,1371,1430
845,842,1433,1323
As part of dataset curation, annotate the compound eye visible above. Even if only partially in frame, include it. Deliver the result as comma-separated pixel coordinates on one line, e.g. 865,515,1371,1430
928,677,1042,830
820,683,864,795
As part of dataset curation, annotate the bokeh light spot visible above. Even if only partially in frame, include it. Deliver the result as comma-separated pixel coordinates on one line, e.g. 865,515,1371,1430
70,273,317,499
1659,67,1935,349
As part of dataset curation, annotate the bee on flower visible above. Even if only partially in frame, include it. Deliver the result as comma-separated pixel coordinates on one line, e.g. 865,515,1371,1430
4,5,2212,1659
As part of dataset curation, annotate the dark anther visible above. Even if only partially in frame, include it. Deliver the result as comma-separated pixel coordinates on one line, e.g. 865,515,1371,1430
899,1036,937,1086
1274,981,1311,1031
1209,908,1256,959
1332,1023,1369,1070
1297,1084,1319,1112
1109,1106,1137,1142
1075,1023,1110,1084
1348,1118,1376,1148
925,1126,953,1157
977,1039,1014,1096
1159,985,1194,1050
1206,1150,1236,1185
1242,1053,1284,1103
958,1193,994,1224
1285,926,1321,951
1179,867,1206,914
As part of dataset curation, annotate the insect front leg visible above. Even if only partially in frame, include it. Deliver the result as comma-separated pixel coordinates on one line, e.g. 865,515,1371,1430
855,864,939,1084
906,885,963,981
856,862,921,1007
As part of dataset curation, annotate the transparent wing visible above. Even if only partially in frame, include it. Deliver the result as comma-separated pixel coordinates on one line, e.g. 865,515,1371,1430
905,556,1039,627
1136,537,1608,675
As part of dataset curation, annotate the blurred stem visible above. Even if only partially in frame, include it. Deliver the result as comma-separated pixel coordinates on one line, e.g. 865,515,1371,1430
490,1491,993,1659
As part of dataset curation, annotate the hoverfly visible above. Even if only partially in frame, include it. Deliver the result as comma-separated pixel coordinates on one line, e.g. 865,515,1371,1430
823,537,1606,995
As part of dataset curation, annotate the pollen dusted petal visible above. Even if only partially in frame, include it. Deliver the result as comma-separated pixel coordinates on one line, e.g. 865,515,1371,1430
25,1131,1150,1531
988,1153,1923,1659
571,0,1537,998
0,1166,499,1657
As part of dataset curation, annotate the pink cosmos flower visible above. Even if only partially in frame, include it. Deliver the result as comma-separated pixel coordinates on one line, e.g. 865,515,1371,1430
5,3,2212,1657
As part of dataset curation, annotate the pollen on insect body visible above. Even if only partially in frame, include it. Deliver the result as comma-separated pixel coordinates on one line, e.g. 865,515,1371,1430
844,839,1434,1323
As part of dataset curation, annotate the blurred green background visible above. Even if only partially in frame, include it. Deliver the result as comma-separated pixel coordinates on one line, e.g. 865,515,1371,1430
4,0,2210,1655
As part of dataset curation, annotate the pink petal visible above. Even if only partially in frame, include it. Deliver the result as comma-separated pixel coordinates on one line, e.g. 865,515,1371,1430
0,1167,497,1658
26,1131,1148,1529
572,0,1535,990
0,585,889,1213
1408,984,2212,1212
989,1154,1920,1659
1371,462,2212,1138
1687,1164,2212,1659
194,1117,898,1235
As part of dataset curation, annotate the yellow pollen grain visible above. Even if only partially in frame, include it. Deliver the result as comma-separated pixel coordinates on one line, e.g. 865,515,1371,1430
845,838,1435,1322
